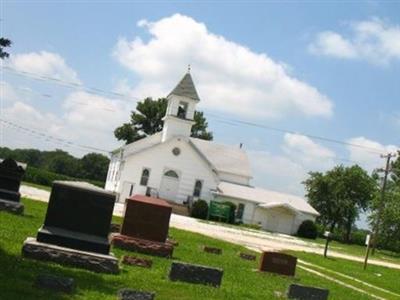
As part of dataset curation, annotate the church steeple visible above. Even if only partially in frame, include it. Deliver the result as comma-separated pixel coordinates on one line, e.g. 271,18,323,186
161,70,199,142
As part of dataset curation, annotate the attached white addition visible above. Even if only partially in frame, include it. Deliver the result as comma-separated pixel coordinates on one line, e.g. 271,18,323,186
105,70,319,235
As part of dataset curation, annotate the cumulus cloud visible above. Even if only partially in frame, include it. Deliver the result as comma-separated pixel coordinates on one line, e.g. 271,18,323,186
113,14,333,119
347,137,398,172
309,18,400,65
7,51,81,83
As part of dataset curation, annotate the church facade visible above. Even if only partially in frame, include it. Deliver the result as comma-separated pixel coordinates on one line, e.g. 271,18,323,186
105,71,319,235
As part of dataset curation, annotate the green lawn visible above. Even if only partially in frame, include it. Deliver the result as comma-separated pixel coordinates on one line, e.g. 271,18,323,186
1,198,398,300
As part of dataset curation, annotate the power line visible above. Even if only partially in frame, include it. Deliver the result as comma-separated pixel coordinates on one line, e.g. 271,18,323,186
1,66,395,155
0,118,111,154
205,112,388,155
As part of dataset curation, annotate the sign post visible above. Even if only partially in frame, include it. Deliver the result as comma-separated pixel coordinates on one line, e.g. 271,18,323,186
323,231,331,258
364,234,371,270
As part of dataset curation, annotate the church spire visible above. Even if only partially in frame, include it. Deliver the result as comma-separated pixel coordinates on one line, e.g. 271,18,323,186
168,70,200,102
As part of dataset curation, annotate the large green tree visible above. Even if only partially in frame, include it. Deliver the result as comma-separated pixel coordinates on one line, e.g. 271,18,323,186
114,97,213,144
303,165,376,242
0,38,11,59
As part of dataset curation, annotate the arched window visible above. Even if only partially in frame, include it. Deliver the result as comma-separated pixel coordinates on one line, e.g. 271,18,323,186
193,180,203,197
140,168,150,186
164,170,179,178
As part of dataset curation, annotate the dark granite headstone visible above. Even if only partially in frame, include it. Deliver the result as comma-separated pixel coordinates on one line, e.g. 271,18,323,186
259,252,297,276
36,181,116,254
121,195,172,243
0,158,25,214
169,262,223,287
287,284,329,300
118,289,155,300
35,273,75,294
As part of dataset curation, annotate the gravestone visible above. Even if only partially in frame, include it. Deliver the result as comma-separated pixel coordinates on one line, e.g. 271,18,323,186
0,158,25,214
35,273,75,294
113,195,174,257
203,246,222,255
259,252,297,276
169,262,223,287
118,289,155,300
122,255,153,268
287,284,329,300
22,181,119,274
239,252,256,261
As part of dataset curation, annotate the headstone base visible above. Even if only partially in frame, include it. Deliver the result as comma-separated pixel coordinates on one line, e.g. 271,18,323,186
22,237,119,274
113,234,173,258
0,198,24,214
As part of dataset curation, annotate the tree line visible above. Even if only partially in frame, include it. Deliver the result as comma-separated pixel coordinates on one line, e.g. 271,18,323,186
0,147,110,182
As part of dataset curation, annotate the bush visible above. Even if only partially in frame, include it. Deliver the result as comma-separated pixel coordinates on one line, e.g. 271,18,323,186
24,166,105,188
190,200,209,220
297,220,318,239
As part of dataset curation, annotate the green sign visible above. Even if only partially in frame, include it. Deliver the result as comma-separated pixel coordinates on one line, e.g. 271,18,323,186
209,201,231,221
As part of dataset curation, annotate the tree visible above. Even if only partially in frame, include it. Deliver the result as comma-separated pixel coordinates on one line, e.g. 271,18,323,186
303,165,376,242
79,153,110,181
0,38,11,59
114,97,213,144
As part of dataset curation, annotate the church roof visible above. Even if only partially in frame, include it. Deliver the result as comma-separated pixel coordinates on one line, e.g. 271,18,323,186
168,72,200,101
216,181,320,216
190,138,252,178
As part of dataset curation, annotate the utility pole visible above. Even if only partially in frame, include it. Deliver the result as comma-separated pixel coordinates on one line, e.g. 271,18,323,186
371,153,395,255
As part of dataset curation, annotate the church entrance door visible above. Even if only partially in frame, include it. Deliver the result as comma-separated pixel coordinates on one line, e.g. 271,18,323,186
159,169,180,202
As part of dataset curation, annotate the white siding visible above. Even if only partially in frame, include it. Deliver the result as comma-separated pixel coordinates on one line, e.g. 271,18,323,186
213,195,257,224
116,138,218,204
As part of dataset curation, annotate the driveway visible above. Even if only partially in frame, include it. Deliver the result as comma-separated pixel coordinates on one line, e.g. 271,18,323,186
20,185,400,270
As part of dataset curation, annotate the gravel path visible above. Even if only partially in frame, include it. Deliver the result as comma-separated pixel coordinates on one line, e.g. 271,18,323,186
20,185,400,270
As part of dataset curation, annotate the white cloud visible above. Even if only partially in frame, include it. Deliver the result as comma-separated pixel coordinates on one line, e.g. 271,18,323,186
249,134,336,196
347,137,398,172
7,51,80,83
113,14,333,119
283,133,336,169
309,18,400,65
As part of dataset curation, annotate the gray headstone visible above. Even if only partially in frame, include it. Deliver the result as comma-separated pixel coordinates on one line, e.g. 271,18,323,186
288,284,329,300
118,289,155,300
35,273,75,294
169,262,223,287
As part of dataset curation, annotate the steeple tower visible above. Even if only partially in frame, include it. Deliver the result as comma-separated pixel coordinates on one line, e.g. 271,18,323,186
161,69,200,142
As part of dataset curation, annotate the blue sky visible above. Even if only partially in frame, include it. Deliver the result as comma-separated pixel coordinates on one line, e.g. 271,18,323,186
1,1,400,226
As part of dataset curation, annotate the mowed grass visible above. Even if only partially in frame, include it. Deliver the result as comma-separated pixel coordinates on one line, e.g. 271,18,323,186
0,199,395,300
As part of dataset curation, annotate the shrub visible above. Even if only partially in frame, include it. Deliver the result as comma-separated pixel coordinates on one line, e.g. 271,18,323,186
24,166,105,188
297,220,318,239
190,200,209,220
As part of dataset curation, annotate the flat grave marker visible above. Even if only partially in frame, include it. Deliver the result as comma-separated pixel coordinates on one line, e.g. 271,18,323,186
118,289,155,300
169,261,223,287
239,252,256,261
203,246,222,255
35,274,75,294
287,284,329,300
259,251,297,276
122,255,153,268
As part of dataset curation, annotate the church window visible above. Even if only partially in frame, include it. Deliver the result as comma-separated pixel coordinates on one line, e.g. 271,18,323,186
140,168,150,186
164,170,179,178
177,101,188,119
193,180,203,197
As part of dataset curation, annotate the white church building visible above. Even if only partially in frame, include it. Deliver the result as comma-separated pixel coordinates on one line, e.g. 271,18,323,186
105,71,319,235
